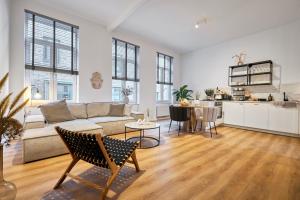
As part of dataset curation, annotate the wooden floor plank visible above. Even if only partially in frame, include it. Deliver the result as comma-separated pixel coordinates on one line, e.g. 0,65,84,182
3,121,300,200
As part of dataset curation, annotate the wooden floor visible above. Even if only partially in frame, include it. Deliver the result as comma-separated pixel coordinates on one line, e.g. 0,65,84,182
3,121,300,200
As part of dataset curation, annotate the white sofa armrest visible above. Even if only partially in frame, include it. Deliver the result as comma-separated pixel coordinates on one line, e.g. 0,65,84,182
24,115,45,129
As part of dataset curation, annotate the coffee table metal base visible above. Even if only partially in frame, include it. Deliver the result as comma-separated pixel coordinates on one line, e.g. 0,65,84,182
125,127,160,149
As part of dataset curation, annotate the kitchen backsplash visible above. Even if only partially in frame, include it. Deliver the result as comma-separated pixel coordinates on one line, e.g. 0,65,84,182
196,82,300,101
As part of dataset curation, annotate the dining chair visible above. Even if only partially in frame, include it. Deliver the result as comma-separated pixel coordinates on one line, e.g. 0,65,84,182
195,106,219,137
169,105,191,136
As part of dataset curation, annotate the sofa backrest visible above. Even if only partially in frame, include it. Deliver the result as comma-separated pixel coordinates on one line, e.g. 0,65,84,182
86,102,111,118
68,103,88,119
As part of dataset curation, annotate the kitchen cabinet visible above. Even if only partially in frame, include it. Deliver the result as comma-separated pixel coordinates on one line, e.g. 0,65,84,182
223,102,299,135
223,102,244,126
269,105,298,134
244,103,269,129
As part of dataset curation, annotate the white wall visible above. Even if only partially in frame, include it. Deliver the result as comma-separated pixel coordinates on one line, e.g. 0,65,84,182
182,19,300,100
0,0,10,96
9,0,181,119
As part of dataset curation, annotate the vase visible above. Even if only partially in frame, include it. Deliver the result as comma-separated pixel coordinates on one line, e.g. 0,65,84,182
0,145,17,200
124,96,129,104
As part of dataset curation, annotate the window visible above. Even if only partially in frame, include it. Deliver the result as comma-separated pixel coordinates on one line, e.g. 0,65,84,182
156,52,173,102
25,10,79,101
112,38,139,103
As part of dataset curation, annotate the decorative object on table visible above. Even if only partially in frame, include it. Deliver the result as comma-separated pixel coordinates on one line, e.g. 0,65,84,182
232,52,246,65
204,88,215,100
145,108,150,122
0,73,29,200
195,91,201,100
137,119,145,125
283,92,289,102
179,98,190,107
121,87,133,104
90,72,103,89
172,85,193,102
268,94,273,101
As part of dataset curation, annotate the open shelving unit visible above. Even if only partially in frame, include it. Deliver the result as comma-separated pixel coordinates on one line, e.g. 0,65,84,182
228,60,273,87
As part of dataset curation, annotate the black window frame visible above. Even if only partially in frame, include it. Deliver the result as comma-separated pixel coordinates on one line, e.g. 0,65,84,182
156,52,173,85
112,38,139,82
25,10,79,75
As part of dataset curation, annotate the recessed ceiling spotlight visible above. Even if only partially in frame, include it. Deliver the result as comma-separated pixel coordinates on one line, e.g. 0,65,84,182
194,22,200,29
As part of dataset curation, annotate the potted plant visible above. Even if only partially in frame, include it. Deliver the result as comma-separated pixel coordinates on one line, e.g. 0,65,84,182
121,87,133,104
205,88,215,100
0,73,29,199
172,85,193,106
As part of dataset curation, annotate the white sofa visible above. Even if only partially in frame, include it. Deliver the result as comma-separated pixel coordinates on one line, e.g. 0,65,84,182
22,102,143,163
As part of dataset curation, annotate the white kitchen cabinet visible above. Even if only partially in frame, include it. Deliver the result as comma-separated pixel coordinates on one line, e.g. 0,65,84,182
223,102,244,126
244,103,269,130
269,105,299,134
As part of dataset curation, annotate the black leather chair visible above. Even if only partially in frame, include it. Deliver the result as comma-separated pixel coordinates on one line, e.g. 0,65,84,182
169,105,191,135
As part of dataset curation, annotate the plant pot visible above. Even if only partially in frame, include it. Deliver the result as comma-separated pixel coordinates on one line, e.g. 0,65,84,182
0,145,17,200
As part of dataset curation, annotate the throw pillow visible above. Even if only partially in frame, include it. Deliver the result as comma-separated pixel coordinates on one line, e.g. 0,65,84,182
108,104,125,116
40,100,75,123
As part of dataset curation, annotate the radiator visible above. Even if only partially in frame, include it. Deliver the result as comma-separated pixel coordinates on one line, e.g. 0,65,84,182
156,104,170,117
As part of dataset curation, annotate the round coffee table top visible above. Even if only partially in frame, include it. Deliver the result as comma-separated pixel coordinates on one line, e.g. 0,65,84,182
125,122,160,130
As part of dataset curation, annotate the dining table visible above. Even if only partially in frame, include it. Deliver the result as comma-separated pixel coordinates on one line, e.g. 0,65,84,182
173,103,207,133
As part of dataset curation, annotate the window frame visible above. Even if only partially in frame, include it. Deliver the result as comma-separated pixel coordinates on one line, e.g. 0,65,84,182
25,10,79,75
156,52,173,103
112,38,140,103
25,10,79,102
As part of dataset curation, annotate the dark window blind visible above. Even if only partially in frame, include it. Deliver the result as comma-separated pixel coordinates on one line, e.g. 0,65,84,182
112,38,139,82
25,10,79,75
157,52,173,85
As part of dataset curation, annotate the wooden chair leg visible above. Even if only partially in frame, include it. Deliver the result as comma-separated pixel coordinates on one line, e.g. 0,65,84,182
214,122,217,135
168,120,172,133
131,151,140,172
209,122,212,138
101,169,120,200
54,158,79,189
194,120,198,132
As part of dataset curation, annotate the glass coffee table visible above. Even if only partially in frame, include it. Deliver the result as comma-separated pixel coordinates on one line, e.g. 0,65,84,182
125,122,160,149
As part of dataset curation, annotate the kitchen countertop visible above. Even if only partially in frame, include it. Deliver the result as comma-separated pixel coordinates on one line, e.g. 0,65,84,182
198,100,300,105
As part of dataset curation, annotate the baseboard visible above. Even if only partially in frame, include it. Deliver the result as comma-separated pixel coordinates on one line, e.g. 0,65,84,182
223,124,300,138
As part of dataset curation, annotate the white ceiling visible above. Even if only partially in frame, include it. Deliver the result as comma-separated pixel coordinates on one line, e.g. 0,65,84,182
35,0,300,54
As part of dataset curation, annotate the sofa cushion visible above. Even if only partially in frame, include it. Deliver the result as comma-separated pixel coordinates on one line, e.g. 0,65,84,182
124,104,133,116
22,119,103,139
88,116,135,124
24,115,45,129
109,104,125,116
68,103,87,119
40,100,75,123
87,102,110,118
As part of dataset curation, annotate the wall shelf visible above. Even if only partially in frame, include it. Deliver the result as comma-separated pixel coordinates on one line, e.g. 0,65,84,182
228,60,273,87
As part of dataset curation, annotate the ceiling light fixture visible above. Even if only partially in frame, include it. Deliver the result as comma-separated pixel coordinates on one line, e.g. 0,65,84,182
194,16,208,29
